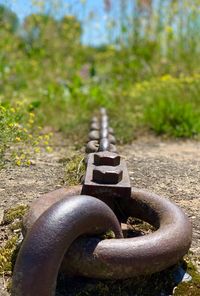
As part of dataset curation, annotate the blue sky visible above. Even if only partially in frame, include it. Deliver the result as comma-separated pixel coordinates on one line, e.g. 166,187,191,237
0,0,123,45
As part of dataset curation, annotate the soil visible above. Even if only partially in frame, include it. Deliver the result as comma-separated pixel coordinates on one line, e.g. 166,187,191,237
0,134,199,295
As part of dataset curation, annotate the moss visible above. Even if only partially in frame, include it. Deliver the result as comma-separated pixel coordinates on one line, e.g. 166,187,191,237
64,154,85,186
0,204,28,277
174,260,200,295
0,235,18,275
3,205,29,225
101,230,115,239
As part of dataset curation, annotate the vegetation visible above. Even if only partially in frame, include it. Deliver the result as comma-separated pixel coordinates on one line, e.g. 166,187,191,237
0,0,200,165
0,2,199,294
0,205,28,275
63,153,85,186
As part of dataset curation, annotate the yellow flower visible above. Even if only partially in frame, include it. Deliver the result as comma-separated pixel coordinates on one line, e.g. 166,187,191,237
44,135,50,140
29,112,35,118
20,154,26,159
10,108,15,113
0,106,6,112
165,26,173,34
16,100,23,106
44,141,49,145
9,123,14,128
26,160,31,166
29,134,33,139
160,74,173,82
34,147,40,153
16,160,21,166
15,137,21,142
29,119,34,125
46,146,53,153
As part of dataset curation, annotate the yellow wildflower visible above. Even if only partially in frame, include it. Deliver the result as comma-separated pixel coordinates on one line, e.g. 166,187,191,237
26,160,31,166
34,147,40,153
46,146,53,153
10,108,15,113
29,119,34,125
0,106,6,112
160,74,173,82
16,100,23,106
15,137,21,142
165,26,173,34
16,160,21,166
29,112,35,118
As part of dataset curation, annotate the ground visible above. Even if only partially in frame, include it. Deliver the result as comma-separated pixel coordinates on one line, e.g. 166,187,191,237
0,134,199,295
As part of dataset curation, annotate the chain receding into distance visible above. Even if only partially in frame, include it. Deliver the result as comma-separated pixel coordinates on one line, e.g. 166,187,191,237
86,108,117,154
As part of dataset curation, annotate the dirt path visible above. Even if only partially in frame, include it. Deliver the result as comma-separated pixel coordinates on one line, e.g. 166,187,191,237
0,133,73,295
0,134,199,295
121,136,200,262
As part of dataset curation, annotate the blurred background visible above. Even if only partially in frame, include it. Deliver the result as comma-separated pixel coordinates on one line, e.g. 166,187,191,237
0,0,200,165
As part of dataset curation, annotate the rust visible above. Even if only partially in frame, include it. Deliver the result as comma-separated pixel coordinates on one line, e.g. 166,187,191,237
23,186,192,280
82,152,131,200
63,188,192,279
93,167,123,184
94,151,120,166
12,195,122,296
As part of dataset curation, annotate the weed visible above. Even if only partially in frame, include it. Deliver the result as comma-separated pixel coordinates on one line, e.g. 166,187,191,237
64,154,85,186
0,205,28,276
3,205,28,225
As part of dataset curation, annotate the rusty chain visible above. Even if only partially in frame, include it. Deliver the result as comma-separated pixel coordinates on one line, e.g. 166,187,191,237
86,107,117,154
12,108,192,296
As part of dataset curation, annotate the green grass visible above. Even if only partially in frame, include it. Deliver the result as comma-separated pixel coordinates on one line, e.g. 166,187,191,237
0,1,200,166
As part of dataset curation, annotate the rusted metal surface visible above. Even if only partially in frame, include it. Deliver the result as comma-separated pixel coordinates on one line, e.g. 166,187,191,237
23,186,192,279
94,152,120,166
81,151,131,202
62,188,192,279
12,195,122,296
23,186,81,234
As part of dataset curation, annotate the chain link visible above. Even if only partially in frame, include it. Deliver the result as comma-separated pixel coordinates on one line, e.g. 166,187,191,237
86,108,117,153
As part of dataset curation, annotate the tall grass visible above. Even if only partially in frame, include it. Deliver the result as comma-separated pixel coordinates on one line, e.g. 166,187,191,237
0,0,200,165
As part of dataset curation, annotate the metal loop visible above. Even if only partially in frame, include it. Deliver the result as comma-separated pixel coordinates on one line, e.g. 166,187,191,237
23,186,192,280
12,195,122,296
62,188,192,279
85,140,99,153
